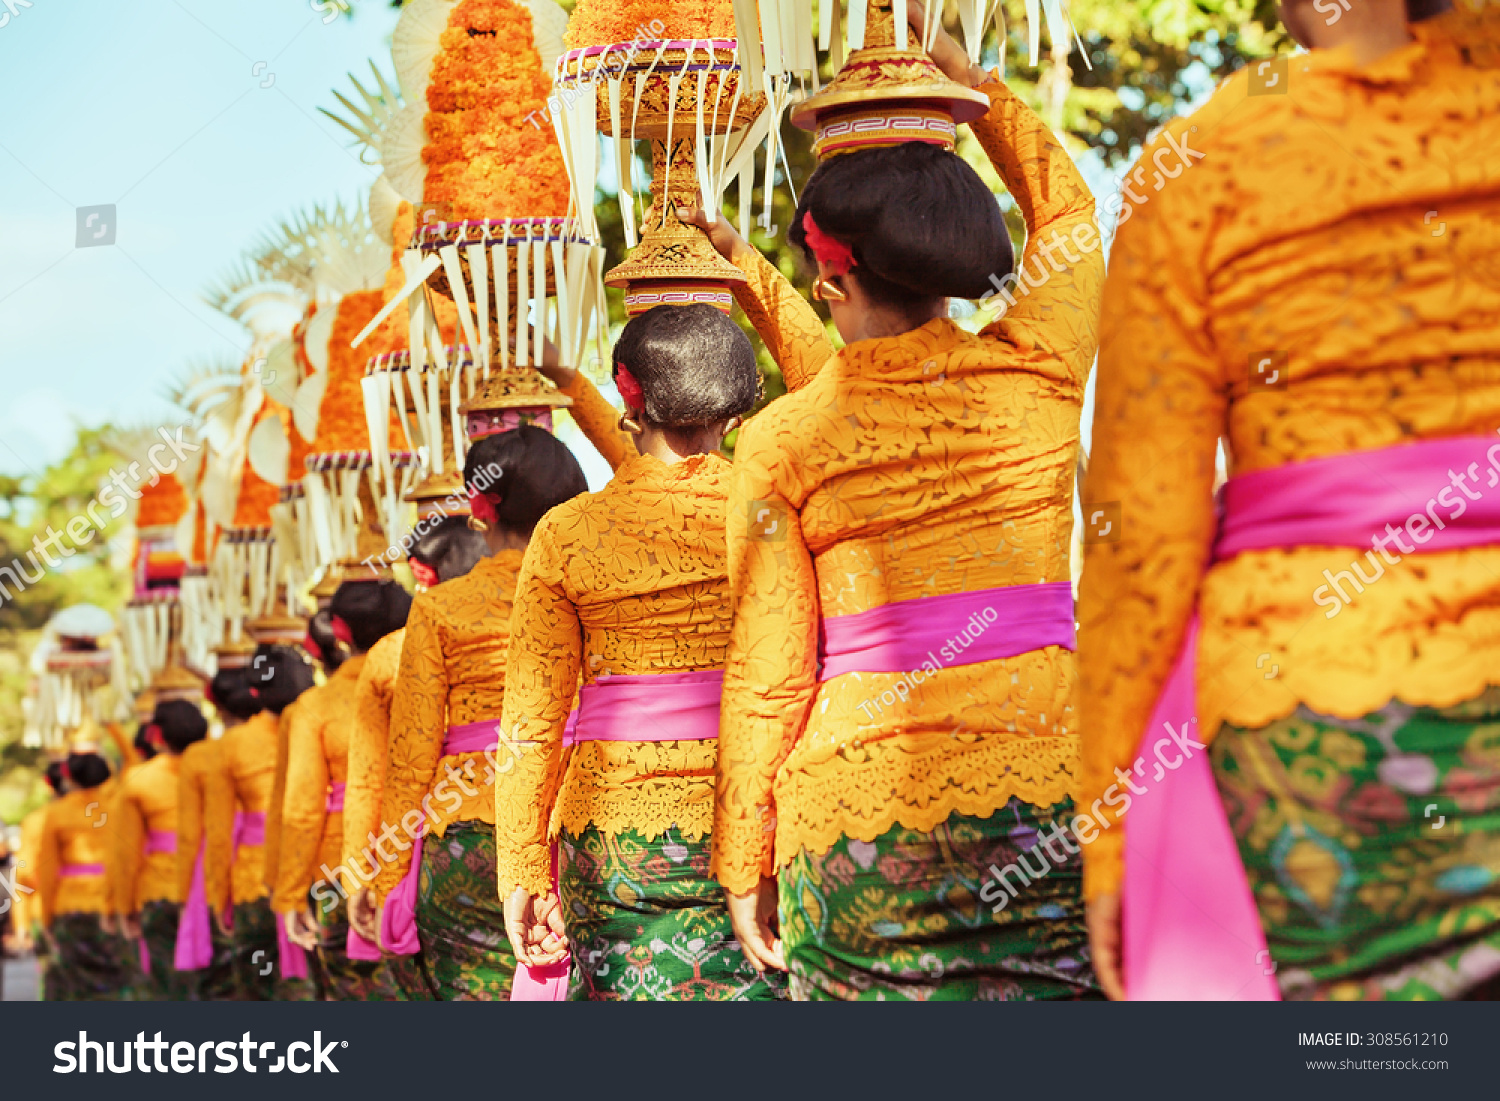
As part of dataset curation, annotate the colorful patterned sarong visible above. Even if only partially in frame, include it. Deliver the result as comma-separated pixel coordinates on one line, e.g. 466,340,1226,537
1213,690,1500,1000
414,821,514,1000
229,899,284,1000
45,913,131,1001
138,900,189,1000
781,800,1099,1001
314,891,402,1001
559,825,786,1001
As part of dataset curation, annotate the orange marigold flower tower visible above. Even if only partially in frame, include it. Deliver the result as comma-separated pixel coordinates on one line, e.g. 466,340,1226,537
553,0,796,315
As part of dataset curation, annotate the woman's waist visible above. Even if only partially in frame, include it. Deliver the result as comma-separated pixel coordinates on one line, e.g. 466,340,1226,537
811,539,1073,618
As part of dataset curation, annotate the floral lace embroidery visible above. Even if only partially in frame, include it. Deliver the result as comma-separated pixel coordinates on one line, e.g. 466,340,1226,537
1078,12,1500,901
714,78,1102,895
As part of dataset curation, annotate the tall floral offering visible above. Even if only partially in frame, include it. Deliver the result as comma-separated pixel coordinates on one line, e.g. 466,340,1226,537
555,0,785,315
120,469,187,694
26,605,129,752
354,0,604,448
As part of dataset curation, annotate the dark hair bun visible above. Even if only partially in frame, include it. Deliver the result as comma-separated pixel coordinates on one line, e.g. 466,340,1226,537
153,699,208,754
249,644,316,715
210,666,263,722
790,142,1013,305
409,515,487,585
612,304,758,428
307,608,346,672
66,752,111,790
330,579,411,653
463,426,588,539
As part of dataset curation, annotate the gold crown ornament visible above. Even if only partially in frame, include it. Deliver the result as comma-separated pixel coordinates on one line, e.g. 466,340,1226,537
212,638,259,672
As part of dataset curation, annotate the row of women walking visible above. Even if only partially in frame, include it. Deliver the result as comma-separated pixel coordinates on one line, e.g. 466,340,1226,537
18,0,1500,1001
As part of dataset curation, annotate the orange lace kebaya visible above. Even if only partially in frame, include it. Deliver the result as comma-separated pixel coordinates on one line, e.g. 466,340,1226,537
213,709,281,906
372,553,527,904
713,76,1103,896
272,655,367,912
1077,10,1500,902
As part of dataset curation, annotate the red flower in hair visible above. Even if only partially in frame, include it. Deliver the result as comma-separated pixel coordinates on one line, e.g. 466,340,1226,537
302,633,323,663
331,615,355,649
614,363,644,411
468,482,501,525
410,560,440,590
801,212,856,276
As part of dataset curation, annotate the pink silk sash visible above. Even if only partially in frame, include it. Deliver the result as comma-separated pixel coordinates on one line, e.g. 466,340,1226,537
1123,433,1500,1001
325,782,346,813
277,914,309,980
569,670,724,744
233,810,266,849
379,720,502,959
59,863,105,877
817,581,1075,681
175,839,213,972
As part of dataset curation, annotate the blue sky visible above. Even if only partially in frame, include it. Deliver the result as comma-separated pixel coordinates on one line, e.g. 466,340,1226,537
0,0,402,478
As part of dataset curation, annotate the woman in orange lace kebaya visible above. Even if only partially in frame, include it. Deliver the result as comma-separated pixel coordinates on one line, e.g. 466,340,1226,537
1079,0,1500,1002
341,518,485,1001
213,645,315,1000
274,579,410,1000
370,428,588,1001
497,305,805,1002
707,19,1104,1001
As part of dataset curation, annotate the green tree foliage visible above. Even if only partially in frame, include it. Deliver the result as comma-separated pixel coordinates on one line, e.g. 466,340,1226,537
0,427,131,824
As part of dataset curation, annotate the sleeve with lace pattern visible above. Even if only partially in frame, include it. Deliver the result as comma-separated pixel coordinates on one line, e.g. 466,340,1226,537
556,369,634,472
969,76,1103,388
1076,117,1224,902
176,750,205,903
711,446,822,895
730,245,834,394
107,782,145,915
272,699,329,914
373,603,448,903
344,639,397,882
494,521,578,899
201,747,235,913
35,804,61,927
262,703,294,896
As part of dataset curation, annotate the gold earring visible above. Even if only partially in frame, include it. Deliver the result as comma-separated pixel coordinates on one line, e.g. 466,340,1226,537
617,411,644,435
466,516,489,533
812,277,847,303
723,416,743,437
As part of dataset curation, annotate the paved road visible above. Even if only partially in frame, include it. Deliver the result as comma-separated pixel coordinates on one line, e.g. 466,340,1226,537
2,956,39,1000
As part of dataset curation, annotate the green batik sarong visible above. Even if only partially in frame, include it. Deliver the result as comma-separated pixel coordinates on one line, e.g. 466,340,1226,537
188,919,238,1001
1213,689,1500,1000
230,899,283,1000
315,891,402,1001
46,913,131,1001
781,799,1099,1001
559,825,786,1001
139,900,190,1000
415,821,513,1000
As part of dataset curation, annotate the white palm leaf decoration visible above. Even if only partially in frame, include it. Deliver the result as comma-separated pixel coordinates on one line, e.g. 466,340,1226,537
320,61,404,165
391,0,456,103
248,201,386,306
202,259,307,360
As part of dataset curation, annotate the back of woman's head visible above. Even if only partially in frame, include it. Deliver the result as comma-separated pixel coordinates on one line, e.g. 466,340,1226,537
464,426,588,539
307,608,346,673
249,645,316,714
66,752,111,791
44,759,68,794
790,143,1011,308
330,579,411,653
209,666,263,722
154,699,208,755
132,724,158,762
410,515,488,585
611,304,759,427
